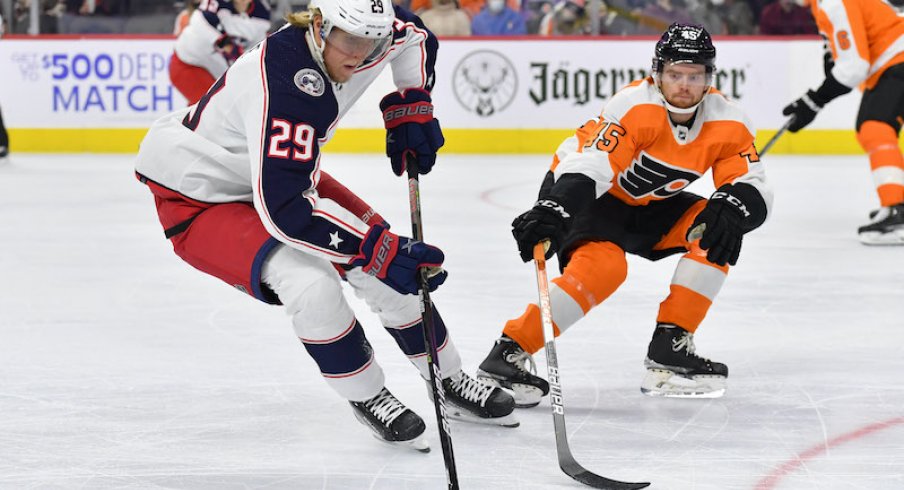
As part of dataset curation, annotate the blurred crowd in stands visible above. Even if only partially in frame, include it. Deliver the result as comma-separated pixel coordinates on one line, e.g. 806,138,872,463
2,0,903,36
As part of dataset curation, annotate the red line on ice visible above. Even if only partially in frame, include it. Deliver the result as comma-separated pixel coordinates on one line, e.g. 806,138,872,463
754,415,904,490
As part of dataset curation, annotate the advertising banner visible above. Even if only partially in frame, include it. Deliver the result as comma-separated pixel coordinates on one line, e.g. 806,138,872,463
0,38,184,128
0,36,873,153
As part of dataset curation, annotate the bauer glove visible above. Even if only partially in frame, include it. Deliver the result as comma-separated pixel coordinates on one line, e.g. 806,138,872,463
351,223,447,295
512,199,571,263
215,34,245,66
688,185,752,266
379,89,445,176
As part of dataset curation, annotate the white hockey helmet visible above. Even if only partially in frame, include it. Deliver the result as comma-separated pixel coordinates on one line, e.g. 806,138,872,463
310,0,395,65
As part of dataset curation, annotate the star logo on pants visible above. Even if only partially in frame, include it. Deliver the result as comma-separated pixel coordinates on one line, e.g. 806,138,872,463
329,231,343,249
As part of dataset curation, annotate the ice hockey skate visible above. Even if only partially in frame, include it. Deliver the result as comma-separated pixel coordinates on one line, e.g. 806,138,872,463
0,146,8,166
477,336,550,408
350,387,430,452
857,204,904,245
641,323,728,398
431,369,519,427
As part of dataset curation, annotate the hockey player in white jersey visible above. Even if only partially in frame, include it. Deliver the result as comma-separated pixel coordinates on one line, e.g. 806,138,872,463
170,0,272,104
136,0,516,451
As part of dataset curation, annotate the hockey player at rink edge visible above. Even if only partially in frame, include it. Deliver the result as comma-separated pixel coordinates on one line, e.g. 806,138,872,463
170,0,272,105
478,23,774,403
134,0,516,452
782,0,904,245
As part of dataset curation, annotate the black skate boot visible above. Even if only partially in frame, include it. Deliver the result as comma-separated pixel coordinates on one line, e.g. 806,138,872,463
858,204,904,245
432,370,519,427
641,323,728,398
477,336,550,408
350,387,429,452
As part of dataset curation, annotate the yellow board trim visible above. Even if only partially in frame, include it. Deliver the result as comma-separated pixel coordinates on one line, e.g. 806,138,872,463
7,127,901,154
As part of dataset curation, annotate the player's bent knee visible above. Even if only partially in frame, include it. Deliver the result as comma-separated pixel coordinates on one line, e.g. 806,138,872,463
344,267,421,327
565,241,628,294
262,246,354,338
857,120,899,153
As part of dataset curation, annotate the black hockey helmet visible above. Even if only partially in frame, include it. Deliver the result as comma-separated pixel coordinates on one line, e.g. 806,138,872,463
652,23,716,75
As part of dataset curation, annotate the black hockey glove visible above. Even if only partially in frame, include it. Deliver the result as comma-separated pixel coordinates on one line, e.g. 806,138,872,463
380,89,445,176
783,70,852,132
782,90,824,133
688,185,752,266
512,199,572,262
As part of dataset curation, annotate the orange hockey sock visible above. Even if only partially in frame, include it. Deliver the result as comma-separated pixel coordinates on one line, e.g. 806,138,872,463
857,120,904,206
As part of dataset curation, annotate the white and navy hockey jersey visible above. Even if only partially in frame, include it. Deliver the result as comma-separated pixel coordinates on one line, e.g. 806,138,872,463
174,0,272,79
137,8,437,264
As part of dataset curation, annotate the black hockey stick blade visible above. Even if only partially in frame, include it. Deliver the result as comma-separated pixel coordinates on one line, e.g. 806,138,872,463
561,461,650,490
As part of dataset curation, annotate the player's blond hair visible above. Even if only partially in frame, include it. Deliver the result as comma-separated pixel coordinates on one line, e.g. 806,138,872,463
286,8,320,28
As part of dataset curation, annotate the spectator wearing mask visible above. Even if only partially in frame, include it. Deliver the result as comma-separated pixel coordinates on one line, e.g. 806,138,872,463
420,0,472,35
472,0,527,35
538,0,588,35
759,0,817,35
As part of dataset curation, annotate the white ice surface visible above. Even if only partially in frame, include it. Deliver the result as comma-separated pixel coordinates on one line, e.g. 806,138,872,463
1,153,903,490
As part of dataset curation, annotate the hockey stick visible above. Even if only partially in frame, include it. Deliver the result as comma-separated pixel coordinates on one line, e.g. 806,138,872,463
406,159,459,490
687,118,793,241
533,242,651,490
759,117,794,156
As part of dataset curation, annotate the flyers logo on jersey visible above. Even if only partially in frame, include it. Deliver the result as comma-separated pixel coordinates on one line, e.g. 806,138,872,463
617,152,702,200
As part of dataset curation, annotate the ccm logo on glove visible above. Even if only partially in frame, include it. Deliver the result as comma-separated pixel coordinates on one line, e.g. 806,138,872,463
535,199,571,219
709,191,751,218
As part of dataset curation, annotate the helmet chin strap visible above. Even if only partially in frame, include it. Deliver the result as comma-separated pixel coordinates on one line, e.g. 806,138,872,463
662,97,702,114
306,24,329,76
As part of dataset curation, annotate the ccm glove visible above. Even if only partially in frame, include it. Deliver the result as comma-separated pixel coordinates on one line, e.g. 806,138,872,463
782,90,825,132
512,199,572,263
783,70,852,132
689,186,752,266
379,89,445,176
351,224,447,295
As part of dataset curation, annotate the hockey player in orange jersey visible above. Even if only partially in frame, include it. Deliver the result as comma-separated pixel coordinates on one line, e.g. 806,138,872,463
476,23,773,402
783,0,904,244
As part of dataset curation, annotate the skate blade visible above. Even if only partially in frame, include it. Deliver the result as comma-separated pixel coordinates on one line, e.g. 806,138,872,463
446,406,520,428
859,229,904,245
369,432,431,452
640,369,726,399
477,375,544,408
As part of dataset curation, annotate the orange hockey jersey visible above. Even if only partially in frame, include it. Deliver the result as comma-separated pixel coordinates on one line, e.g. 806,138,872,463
809,0,904,90
550,77,772,213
